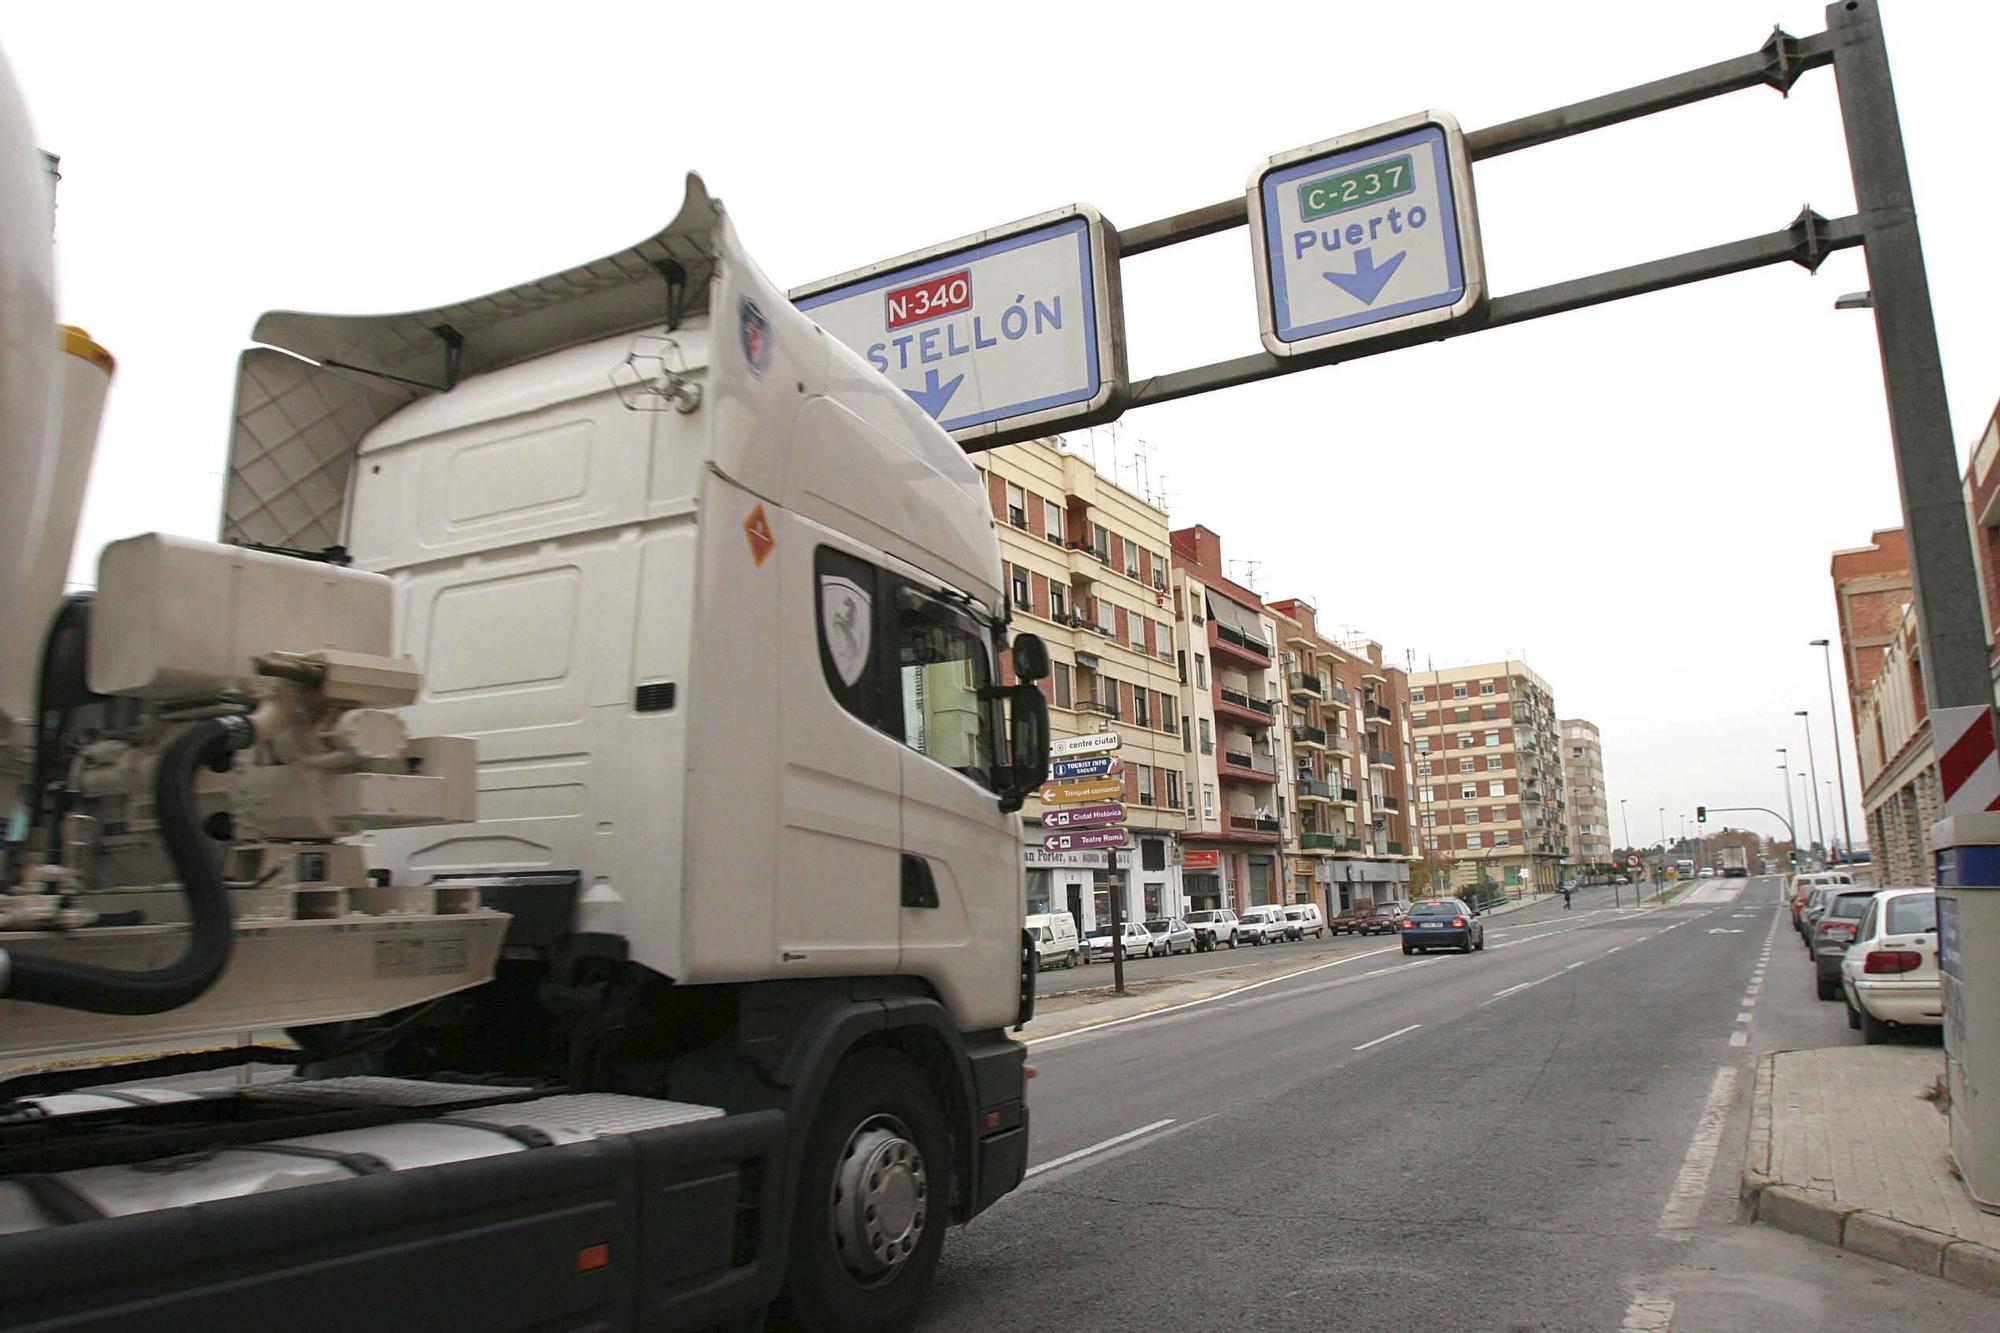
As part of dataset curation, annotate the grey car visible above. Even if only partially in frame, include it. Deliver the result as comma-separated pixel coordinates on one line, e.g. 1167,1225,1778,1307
1811,888,1880,1000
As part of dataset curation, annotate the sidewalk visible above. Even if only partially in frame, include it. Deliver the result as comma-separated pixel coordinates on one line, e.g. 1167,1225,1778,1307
1743,1046,2000,1294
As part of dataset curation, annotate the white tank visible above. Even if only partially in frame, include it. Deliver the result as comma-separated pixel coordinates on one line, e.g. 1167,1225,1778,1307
0,47,71,723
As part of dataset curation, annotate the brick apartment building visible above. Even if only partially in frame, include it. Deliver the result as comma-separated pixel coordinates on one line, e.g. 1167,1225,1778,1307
1560,718,1613,870
1170,526,1291,913
1265,597,1415,915
1409,660,1567,895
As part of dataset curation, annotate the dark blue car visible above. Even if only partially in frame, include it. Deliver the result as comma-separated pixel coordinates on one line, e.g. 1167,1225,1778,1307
1401,898,1485,955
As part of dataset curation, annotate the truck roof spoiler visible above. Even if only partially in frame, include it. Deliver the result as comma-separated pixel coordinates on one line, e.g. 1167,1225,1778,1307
223,174,721,551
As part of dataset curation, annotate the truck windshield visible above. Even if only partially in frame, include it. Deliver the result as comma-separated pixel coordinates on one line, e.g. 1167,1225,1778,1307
897,591,998,789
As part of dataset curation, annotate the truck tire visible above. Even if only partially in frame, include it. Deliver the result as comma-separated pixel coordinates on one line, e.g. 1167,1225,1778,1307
786,1048,951,1332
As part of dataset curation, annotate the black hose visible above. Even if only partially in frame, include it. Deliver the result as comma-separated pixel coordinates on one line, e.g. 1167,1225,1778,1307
3,716,252,1015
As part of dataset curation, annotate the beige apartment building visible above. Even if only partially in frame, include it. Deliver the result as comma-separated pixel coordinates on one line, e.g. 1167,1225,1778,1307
1409,660,1567,895
1560,719,1612,870
978,438,1186,930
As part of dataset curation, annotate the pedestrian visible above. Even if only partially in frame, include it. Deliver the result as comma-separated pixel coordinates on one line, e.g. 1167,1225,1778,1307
1561,884,1573,911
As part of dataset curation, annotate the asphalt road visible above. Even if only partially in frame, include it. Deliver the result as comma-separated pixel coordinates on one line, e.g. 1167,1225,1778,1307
922,877,1993,1331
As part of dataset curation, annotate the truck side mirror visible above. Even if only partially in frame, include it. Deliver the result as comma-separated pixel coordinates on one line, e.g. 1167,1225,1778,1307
1012,632,1051,682
999,683,1049,813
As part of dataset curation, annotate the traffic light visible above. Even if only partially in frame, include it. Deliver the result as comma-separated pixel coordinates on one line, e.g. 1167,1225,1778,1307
1696,805,1706,823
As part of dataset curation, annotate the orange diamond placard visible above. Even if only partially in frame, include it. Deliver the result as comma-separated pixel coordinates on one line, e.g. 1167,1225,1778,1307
743,504,775,566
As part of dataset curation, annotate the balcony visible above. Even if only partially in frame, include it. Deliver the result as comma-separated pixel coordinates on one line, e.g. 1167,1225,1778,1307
1291,723,1326,749
1227,814,1284,835
1372,703,1393,722
1368,749,1395,769
1216,687,1277,728
1365,710,1389,731
1220,750,1278,784
1329,683,1352,707
1211,621,1273,668
1296,776,1332,802
1065,542,1106,582
1300,831,1342,851
1340,836,1364,852
1387,840,1406,855
1376,792,1402,812
1361,668,1387,686
1336,786,1359,804
1077,697,1120,720
1327,732,1355,754
1288,670,1324,700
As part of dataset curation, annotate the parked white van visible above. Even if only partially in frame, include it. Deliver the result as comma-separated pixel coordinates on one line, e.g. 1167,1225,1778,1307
1238,906,1291,945
1284,904,1326,939
1027,912,1081,970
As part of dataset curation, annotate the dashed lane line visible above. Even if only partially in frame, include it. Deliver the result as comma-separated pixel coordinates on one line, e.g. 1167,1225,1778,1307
1353,1023,1422,1052
1024,1118,1176,1178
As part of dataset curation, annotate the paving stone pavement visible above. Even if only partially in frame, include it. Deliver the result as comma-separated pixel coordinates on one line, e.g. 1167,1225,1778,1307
1744,1045,2000,1292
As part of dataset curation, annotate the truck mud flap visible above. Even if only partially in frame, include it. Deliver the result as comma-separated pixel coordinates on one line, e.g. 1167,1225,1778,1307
0,1109,787,1333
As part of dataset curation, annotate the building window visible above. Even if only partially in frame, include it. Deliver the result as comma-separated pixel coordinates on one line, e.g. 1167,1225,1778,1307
1182,717,1192,752
1458,758,1474,773
1461,783,1478,799
1010,565,1030,611
1157,623,1173,660
1453,684,1468,699
1458,735,1473,749
1467,807,1481,822
1161,695,1176,731
1416,761,1431,778
1049,583,1067,622
1166,770,1182,809
1138,766,1155,805
1005,483,1026,529
1484,731,1499,747
1411,687,1425,702
1480,680,1495,695
1044,499,1063,544
1415,737,1430,753
1413,711,1428,725
1053,661,1072,709
1093,523,1109,562
1455,708,1469,722
1489,780,1505,797
1495,831,1511,846
1467,833,1482,849
1487,755,1503,771
1482,704,1497,719
1135,690,1151,727
1124,541,1140,580
1128,613,1146,652
1198,718,1213,753
1194,654,1208,688
1096,598,1116,636
1152,553,1167,591
1203,784,1216,818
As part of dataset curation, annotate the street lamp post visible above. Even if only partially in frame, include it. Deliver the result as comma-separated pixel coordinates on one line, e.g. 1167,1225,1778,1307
1778,750,1799,871
1618,799,1631,909
1795,710,1828,856
1811,639,1858,864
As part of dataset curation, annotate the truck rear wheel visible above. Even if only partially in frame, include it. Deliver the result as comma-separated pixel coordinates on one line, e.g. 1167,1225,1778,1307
787,1048,951,1332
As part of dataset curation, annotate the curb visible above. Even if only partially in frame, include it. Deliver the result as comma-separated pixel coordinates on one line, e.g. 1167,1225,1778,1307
1741,1053,2000,1295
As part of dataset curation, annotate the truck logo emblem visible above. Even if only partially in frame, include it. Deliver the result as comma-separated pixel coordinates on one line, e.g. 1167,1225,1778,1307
819,574,872,687
744,504,775,567
739,296,772,376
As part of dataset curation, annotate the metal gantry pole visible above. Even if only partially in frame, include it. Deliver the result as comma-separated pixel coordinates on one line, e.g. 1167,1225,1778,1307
1814,639,1859,861
1827,0,1991,713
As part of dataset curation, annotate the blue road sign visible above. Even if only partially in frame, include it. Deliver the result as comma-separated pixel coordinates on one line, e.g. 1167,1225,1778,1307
791,206,1124,445
1050,754,1120,782
1250,112,1484,358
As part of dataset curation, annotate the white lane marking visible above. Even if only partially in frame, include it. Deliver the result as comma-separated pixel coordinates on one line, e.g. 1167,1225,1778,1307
1729,1031,1748,1047
1635,935,1652,943
1605,945,1624,954
1658,1065,1741,1231
1743,998,1756,1008
1621,1288,1676,1330
1565,961,1587,970
1353,1023,1422,1052
1735,1012,1753,1023
1492,972,1563,999
1025,1118,1176,1178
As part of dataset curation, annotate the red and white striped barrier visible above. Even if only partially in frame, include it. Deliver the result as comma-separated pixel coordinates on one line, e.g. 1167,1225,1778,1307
1935,704,2000,815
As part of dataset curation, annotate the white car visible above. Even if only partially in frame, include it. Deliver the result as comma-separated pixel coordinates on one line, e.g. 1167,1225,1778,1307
1284,904,1326,939
1183,908,1240,951
1840,887,1941,1043
1237,906,1290,945
1087,921,1154,962
1143,917,1197,956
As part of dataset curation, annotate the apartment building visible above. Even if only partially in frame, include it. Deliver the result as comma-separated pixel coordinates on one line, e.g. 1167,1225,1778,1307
1559,719,1612,869
1170,526,1290,913
980,438,1185,929
1265,598,1415,913
1409,660,1567,894
1831,527,1931,882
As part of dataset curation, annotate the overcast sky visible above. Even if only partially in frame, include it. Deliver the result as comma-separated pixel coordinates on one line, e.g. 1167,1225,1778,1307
9,0,1996,852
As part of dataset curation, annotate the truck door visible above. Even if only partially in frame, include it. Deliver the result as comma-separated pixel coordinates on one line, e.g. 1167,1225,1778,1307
885,579,1021,1022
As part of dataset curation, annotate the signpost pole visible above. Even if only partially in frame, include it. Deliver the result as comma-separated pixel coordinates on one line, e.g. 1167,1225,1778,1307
1109,864,1127,995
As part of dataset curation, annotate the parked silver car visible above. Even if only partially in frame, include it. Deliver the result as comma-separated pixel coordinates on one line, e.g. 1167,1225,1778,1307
1143,917,1197,956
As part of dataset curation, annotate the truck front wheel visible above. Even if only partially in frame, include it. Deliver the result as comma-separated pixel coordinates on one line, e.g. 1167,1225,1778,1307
787,1048,951,1332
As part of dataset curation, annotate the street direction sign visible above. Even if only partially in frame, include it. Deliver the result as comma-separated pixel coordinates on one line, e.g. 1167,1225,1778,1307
1049,732,1120,757
1249,111,1483,358
1041,802,1125,829
1039,777,1124,805
792,205,1125,446
1043,827,1129,853
1049,755,1120,782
